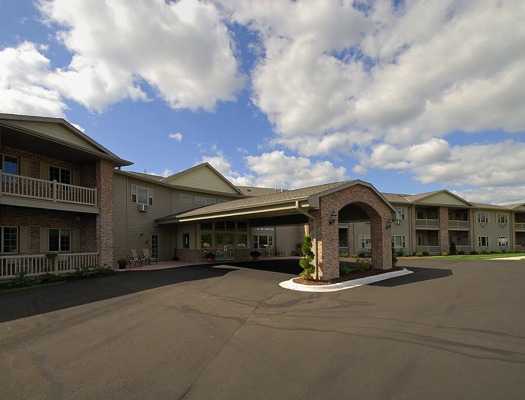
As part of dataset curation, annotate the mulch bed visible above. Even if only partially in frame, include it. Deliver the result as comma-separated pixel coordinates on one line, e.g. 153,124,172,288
293,267,403,285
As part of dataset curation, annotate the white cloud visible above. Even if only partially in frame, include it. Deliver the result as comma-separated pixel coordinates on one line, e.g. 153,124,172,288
458,187,525,205
220,0,525,154
37,0,244,111
0,42,66,116
359,139,525,189
245,151,347,189
200,150,347,189
168,132,184,142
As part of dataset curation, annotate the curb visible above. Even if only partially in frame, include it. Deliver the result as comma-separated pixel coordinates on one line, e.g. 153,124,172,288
279,268,413,293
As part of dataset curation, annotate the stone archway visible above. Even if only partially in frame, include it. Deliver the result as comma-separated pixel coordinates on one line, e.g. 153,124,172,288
308,183,394,281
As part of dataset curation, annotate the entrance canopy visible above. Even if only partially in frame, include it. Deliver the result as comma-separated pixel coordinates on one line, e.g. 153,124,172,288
156,180,394,225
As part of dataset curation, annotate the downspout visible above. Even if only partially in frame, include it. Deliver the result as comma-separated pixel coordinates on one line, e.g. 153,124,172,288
295,201,319,280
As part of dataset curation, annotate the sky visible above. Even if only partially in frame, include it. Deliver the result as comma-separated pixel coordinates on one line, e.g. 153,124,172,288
1,0,525,203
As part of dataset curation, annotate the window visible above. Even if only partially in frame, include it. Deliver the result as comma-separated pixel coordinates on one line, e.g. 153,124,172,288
478,236,489,248
394,208,405,222
477,213,489,224
392,235,406,249
497,214,508,225
200,232,213,248
2,155,18,174
48,229,71,252
497,237,509,247
360,234,371,250
131,185,153,206
151,234,159,259
182,233,190,249
339,228,349,248
1,226,18,253
49,166,71,184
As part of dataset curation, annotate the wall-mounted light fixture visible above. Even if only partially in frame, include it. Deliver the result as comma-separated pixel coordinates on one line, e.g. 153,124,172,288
328,210,337,225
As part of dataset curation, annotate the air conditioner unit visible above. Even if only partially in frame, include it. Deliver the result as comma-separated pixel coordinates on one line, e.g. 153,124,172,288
138,203,148,212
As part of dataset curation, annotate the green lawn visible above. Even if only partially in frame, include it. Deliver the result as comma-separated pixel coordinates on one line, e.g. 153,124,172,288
401,252,525,261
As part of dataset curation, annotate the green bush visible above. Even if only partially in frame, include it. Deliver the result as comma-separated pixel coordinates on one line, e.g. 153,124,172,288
299,236,315,280
392,249,398,268
470,250,478,255
422,251,430,257
340,263,354,276
449,242,457,255
458,250,465,255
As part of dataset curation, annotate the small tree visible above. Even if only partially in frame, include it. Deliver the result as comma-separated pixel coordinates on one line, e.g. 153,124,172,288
299,235,315,280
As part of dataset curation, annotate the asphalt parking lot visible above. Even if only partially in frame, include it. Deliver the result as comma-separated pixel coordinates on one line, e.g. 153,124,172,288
1,258,525,400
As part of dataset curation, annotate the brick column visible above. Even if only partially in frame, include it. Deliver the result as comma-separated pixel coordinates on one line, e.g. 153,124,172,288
371,214,393,270
96,159,114,267
439,207,449,255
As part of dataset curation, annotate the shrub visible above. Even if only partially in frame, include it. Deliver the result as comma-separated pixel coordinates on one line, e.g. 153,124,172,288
205,252,216,261
249,250,261,259
458,250,465,255
422,251,430,257
449,242,457,255
470,250,478,255
357,252,367,258
299,236,315,280
396,249,404,257
340,263,354,276
416,252,423,257
481,250,489,255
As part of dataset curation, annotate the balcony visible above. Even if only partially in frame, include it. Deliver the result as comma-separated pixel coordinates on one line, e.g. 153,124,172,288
0,171,98,213
415,219,440,229
448,220,470,230
0,252,99,280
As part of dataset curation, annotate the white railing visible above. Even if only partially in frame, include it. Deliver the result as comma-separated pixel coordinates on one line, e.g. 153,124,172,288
416,245,441,255
416,219,439,228
0,252,99,280
1,171,97,207
515,223,525,231
448,220,470,230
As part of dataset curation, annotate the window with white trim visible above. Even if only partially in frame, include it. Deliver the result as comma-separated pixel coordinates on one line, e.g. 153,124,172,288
360,234,371,250
477,213,489,224
394,208,405,222
1,154,19,175
478,236,489,248
49,166,71,184
497,237,509,247
497,214,508,225
392,235,406,249
131,184,153,206
1,226,18,254
48,229,71,252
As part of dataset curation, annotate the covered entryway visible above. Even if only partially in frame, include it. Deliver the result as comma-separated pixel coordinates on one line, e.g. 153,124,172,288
156,180,394,281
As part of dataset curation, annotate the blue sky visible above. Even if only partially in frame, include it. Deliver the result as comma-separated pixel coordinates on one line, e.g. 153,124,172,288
1,0,524,203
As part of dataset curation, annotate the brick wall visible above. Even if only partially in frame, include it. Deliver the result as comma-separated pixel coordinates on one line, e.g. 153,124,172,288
96,160,114,267
1,205,96,253
310,184,394,281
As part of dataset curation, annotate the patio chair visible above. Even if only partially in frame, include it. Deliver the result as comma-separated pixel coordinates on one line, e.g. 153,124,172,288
128,249,144,267
142,248,158,265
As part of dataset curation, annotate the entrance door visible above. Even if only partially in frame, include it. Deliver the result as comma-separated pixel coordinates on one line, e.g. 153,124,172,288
182,233,190,249
253,234,273,255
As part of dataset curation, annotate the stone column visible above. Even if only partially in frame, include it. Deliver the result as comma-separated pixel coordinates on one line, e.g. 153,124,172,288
96,159,114,267
439,207,449,254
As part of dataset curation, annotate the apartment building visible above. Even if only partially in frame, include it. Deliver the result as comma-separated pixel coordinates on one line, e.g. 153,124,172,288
1,113,524,280
346,192,525,256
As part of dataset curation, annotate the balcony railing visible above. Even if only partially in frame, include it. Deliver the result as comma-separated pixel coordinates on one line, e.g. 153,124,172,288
448,220,470,230
515,223,525,231
1,171,97,207
0,252,99,280
416,219,439,229
416,245,441,255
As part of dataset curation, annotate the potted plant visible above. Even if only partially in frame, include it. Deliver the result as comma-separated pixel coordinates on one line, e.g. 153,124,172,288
117,258,128,270
204,252,216,262
250,250,261,260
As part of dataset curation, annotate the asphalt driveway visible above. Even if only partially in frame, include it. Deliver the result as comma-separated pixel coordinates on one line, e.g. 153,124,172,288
1,258,525,399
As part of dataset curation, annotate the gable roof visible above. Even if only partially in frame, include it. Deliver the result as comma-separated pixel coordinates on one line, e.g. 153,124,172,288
0,113,131,166
159,180,395,223
237,186,282,197
403,190,472,207
162,162,242,195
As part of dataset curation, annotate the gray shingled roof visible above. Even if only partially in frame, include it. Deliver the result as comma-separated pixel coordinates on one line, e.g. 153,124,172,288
173,182,346,219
